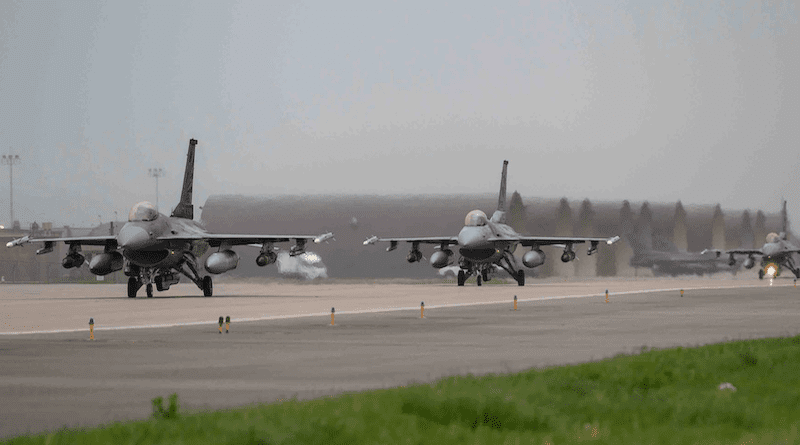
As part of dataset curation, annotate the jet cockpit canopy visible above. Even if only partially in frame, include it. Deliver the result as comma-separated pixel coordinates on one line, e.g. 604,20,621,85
129,201,159,222
464,209,488,227
766,232,781,244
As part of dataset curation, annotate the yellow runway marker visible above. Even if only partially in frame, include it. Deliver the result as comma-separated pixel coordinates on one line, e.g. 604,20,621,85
225,316,230,333
331,307,335,326
514,295,517,311
605,290,609,304
421,301,424,319
680,289,684,297
218,316,223,334
89,318,94,340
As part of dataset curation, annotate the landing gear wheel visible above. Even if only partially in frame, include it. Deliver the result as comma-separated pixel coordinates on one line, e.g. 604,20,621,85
127,277,138,298
457,270,466,286
477,275,482,286
481,269,489,282
517,270,525,286
758,269,764,280
146,283,153,298
202,276,213,297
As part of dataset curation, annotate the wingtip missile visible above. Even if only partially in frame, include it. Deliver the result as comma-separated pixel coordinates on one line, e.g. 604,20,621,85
6,236,29,248
606,235,620,245
363,235,379,245
314,232,335,244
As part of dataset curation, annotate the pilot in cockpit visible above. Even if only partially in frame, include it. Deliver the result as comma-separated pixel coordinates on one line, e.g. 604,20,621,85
464,210,488,227
128,201,159,222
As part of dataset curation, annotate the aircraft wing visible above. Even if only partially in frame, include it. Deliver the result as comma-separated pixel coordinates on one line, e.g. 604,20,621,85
157,233,330,247
719,248,764,256
363,236,459,246
503,235,620,247
6,235,116,248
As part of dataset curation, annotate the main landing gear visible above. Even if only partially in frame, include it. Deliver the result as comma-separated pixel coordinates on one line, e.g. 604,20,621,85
124,253,214,298
455,254,526,287
202,276,213,297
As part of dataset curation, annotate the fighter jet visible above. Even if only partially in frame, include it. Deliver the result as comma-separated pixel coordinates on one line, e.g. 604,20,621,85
6,139,333,297
706,201,800,279
363,161,619,286
626,219,738,276
630,243,738,276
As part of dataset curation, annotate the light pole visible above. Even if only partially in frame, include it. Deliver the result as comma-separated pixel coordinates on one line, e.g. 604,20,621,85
1,154,21,226
148,168,165,211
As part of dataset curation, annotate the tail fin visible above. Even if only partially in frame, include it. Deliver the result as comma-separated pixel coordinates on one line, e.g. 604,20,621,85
490,160,509,224
497,160,508,211
782,200,788,240
171,139,197,220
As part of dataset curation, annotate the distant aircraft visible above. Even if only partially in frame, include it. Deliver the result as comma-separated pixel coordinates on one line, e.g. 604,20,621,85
625,219,738,276
705,201,800,279
7,139,332,297
630,243,738,276
363,160,619,286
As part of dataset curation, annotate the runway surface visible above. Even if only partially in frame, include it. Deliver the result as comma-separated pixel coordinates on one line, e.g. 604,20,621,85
2,277,799,438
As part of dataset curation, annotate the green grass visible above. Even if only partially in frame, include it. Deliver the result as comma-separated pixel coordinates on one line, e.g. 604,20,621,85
7,336,800,444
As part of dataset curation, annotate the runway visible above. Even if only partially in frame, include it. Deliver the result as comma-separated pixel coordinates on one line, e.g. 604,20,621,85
1,277,799,438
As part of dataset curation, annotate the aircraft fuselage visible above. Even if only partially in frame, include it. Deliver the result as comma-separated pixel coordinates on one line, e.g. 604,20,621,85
457,221,518,263
118,212,205,268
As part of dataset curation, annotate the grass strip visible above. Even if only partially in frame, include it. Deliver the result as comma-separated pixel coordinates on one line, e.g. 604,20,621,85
6,334,800,444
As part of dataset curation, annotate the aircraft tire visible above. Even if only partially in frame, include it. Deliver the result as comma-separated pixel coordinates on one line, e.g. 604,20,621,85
477,275,482,286
202,276,213,297
517,270,525,286
146,284,153,298
127,277,138,298
758,269,764,280
457,270,466,286
481,269,489,282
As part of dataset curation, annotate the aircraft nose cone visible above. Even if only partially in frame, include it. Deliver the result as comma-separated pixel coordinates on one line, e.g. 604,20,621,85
458,227,495,261
118,225,151,249
763,243,780,257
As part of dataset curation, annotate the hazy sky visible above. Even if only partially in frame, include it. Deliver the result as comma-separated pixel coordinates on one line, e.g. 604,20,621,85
0,0,797,228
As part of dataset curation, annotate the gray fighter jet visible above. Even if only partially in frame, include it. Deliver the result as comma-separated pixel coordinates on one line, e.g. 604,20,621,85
363,161,619,286
630,244,738,276
707,201,800,279
626,220,738,276
7,139,332,297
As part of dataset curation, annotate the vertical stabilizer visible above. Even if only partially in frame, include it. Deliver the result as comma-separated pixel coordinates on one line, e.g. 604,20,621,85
498,160,508,211
171,139,197,220
490,160,509,224
782,200,788,240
